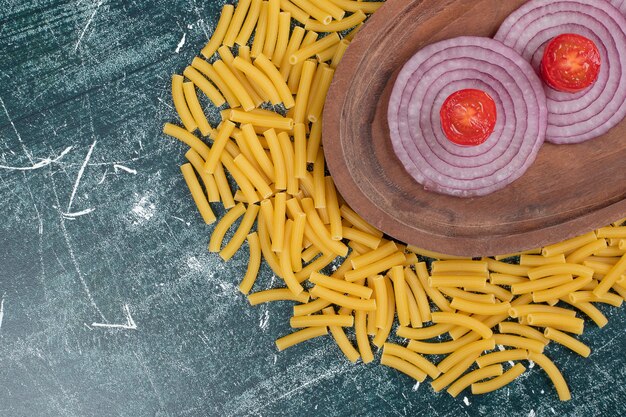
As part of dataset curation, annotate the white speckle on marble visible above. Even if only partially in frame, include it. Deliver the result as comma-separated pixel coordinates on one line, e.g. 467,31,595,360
131,193,156,225
259,309,270,331
463,397,470,406
412,382,420,391
528,360,535,369
0,293,5,330
540,389,544,394
528,410,536,417
113,164,137,174
175,33,187,53
187,256,203,272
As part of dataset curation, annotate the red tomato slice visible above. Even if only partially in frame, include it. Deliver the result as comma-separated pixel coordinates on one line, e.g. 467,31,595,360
439,89,497,147
541,33,601,93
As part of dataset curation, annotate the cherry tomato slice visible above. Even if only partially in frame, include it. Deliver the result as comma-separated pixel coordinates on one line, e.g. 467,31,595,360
541,33,601,93
439,89,497,147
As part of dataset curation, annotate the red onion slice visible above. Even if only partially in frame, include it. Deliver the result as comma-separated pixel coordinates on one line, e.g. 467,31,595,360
388,37,547,197
495,0,626,144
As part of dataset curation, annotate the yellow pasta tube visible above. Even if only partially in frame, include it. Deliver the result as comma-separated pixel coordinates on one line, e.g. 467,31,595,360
182,66,226,107
192,58,240,108
223,0,252,47
343,227,382,251
596,226,626,238
233,154,273,199
315,0,345,20
295,253,335,282
344,252,406,282
327,0,384,13
414,262,453,312
257,214,283,278
280,220,306,295
221,152,261,204
383,343,441,379
430,350,482,392
307,65,334,123
248,288,309,305
528,263,593,280
450,298,511,315
288,31,319,93
490,273,528,286
290,32,341,65
432,260,488,274
270,192,287,252
436,339,496,373
431,312,493,339
542,231,597,257
396,324,452,340
509,304,576,318
291,0,332,25
213,61,255,111
569,290,623,307
404,267,432,322
448,364,504,397
471,363,526,395
277,132,298,195
201,4,234,58
527,352,571,401
251,1,268,58
498,322,549,344
305,9,367,32
310,151,326,209
254,54,296,108
372,275,395,348
234,0,262,46
182,82,212,136
351,241,397,269
240,124,275,182
519,254,566,266
213,160,236,209
292,60,317,124
203,121,236,174
429,275,487,289
322,307,360,363
289,212,306,272
310,272,372,299
172,76,198,132
544,327,590,357
408,332,482,355
438,288,495,304
302,198,348,256
406,245,468,260
371,275,388,329
309,285,376,311
565,239,607,264
280,26,306,81
527,313,584,335
180,163,216,224
279,0,310,24
483,258,530,276
263,0,280,59
532,275,592,303
290,314,352,328
219,204,259,261
476,349,529,368
492,334,545,353
511,274,573,294
323,177,342,241
382,267,408,328
275,326,328,351
163,122,211,159
233,57,282,105
494,248,542,260
355,309,374,364
272,11,291,66
294,298,331,317
316,43,339,63
185,149,220,202
239,232,261,294
381,353,427,382
593,253,626,297
209,203,246,252
330,39,349,69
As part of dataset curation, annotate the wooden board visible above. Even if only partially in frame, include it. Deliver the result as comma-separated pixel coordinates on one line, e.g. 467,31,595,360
323,0,626,257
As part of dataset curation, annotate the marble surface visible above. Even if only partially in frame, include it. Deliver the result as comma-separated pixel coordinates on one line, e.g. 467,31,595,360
0,1,624,416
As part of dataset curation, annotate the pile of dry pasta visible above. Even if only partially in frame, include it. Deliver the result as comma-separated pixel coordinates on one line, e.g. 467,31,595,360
162,0,626,402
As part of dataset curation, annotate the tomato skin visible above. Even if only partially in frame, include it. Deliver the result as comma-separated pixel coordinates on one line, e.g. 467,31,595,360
439,89,497,147
541,33,601,93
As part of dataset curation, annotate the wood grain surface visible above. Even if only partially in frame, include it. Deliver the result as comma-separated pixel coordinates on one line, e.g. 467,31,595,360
323,0,626,256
